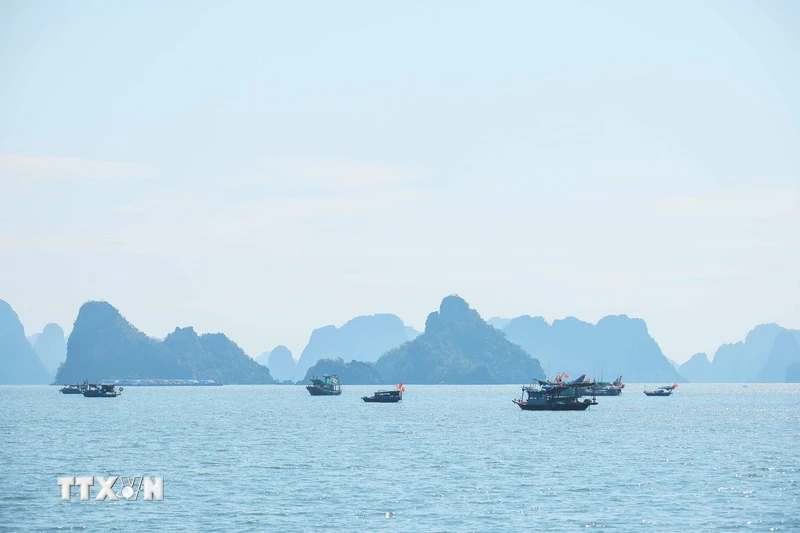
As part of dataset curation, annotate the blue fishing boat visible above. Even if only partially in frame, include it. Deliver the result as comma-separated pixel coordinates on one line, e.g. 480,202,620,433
362,383,405,403
306,374,341,396
83,383,122,398
59,382,85,394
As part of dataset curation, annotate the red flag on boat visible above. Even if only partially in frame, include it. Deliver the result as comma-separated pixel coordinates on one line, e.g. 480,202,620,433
396,383,406,392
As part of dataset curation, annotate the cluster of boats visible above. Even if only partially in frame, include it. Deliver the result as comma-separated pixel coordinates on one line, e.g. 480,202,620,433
304,372,633,411
305,374,405,403
59,381,122,398
59,372,678,409
512,373,681,410
513,373,602,411
509,373,622,411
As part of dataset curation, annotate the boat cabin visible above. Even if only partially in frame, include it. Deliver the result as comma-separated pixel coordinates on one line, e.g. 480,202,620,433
83,383,122,398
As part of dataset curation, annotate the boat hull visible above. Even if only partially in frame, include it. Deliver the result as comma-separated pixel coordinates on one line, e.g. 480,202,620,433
644,391,672,396
82,391,120,398
513,398,595,411
306,386,341,396
580,388,621,397
60,389,83,394
362,396,401,403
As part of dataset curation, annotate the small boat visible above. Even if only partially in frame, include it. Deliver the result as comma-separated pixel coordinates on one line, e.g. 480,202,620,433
644,383,678,396
83,383,122,398
362,383,405,403
580,375,625,397
59,383,85,394
306,374,341,396
514,374,598,411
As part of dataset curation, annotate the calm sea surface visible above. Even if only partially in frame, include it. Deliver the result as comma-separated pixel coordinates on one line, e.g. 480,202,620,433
1,384,798,532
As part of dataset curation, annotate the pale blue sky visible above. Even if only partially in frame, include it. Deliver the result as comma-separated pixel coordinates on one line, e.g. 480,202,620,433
1,1,798,363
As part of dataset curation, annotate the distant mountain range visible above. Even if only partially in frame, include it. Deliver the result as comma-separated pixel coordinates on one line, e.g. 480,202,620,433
0,299,50,384
496,314,683,383
31,323,67,379
303,296,545,384
256,345,296,382
679,325,800,383
55,301,275,384
679,353,714,382
3,296,800,385
301,358,383,385
293,314,418,381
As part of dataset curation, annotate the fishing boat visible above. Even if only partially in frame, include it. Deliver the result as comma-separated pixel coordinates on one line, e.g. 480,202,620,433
306,374,342,396
644,383,678,396
82,383,122,398
59,382,86,394
513,374,598,411
580,375,625,397
362,383,405,403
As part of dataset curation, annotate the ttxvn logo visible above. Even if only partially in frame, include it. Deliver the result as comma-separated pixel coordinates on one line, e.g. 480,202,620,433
57,476,164,501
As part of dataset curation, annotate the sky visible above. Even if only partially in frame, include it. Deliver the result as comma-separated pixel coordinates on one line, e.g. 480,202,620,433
1,0,798,364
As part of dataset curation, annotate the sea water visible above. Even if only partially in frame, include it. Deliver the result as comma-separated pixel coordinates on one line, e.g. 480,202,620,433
0,384,798,532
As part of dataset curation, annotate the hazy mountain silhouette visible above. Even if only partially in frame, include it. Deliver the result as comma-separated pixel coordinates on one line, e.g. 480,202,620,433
787,363,800,383
256,345,296,382
679,353,714,382
301,357,383,385
487,317,512,330
295,314,416,380
0,299,50,384
165,327,276,384
373,295,544,384
500,314,683,382
56,301,275,384
57,301,181,383
32,323,66,378
704,324,800,382
753,331,800,383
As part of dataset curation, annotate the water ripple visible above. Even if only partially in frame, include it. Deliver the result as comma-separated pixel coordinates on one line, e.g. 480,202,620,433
0,383,798,532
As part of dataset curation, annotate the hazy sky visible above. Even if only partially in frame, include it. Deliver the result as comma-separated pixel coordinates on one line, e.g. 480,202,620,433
1,1,798,364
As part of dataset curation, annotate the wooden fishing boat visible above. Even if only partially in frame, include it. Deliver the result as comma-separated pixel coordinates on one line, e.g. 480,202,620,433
306,374,342,396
